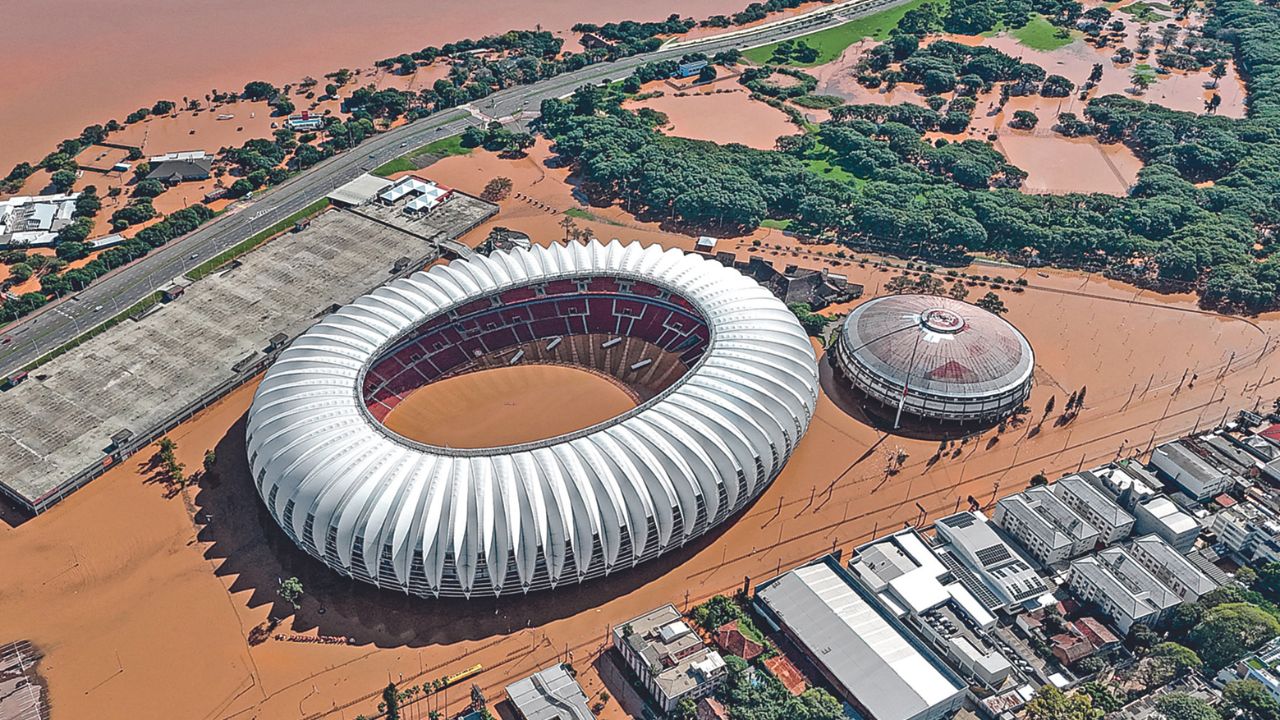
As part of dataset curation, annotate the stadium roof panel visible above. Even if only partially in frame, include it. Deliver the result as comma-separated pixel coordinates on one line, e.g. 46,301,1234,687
246,240,819,598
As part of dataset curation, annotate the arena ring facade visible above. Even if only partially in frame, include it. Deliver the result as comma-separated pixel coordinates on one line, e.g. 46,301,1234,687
831,294,1034,424
246,240,819,598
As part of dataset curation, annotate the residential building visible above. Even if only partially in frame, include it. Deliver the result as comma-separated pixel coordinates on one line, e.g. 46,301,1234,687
934,511,1051,613
1210,502,1280,565
1127,534,1217,602
1054,474,1135,544
755,556,967,720
1152,440,1237,502
1134,496,1201,553
145,150,212,183
1067,547,1182,634
504,664,593,720
1239,637,1280,704
1081,461,1165,511
696,697,730,720
714,620,764,661
612,605,727,713
994,486,1100,566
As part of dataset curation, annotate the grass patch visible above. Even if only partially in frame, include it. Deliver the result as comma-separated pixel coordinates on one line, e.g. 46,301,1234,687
792,94,846,109
761,218,794,230
372,134,470,177
22,291,164,372
564,206,626,227
186,198,330,281
744,0,936,66
1118,1,1169,21
1010,14,1079,50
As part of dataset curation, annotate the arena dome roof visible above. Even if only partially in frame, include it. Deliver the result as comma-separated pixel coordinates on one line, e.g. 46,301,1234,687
834,294,1033,422
246,240,819,598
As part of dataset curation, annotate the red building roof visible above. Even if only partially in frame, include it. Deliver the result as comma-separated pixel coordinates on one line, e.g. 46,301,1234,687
716,620,765,661
764,655,808,696
697,697,730,720
1072,617,1119,648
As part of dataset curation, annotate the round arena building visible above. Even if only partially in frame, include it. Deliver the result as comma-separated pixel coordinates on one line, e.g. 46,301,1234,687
831,294,1033,424
246,240,819,598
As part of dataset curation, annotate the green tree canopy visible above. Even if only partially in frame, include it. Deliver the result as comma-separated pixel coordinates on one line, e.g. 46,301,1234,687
1189,603,1280,669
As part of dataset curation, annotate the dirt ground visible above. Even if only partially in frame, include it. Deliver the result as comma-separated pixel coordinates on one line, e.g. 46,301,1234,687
383,364,638,448
3,139,1279,720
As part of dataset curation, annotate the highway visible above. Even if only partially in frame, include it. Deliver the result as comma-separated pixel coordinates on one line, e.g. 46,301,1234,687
0,0,909,376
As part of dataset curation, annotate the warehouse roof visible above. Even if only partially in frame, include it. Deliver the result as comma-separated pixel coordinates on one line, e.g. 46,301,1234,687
757,558,965,720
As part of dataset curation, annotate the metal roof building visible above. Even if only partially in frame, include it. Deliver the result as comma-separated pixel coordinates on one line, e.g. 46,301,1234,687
246,241,819,598
505,664,593,720
755,556,967,720
832,295,1033,424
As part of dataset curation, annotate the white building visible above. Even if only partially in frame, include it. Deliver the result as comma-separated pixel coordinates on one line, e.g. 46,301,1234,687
933,511,1051,613
849,529,1012,687
1067,547,1182,635
1079,461,1164,511
376,175,453,215
994,487,1100,567
1126,534,1216,602
1211,503,1280,565
1054,474,1135,545
613,605,727,713
0,193,80,248
1134,496,1200,553
1152,440,1236,502
756,557,968,720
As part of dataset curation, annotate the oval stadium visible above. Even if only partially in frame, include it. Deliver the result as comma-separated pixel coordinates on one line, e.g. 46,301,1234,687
831,294,1033,424
245,240,819,598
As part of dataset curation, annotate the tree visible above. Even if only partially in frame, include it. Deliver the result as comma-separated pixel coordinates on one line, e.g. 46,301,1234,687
1223,680,1280,720
948,279,969,300
1139,642,1202,687
8,263,32,283
1030,473,1049,486
1211,61,1228,88
975,291,1007,315
1122,622,1157,653
1239,566,1259,588
1189,603,1280,669
697,64,718,84
132,178,166,199
50,169,78,193
788,302,830,337
278,576,304,611
1025,686,1103,720
1131,64,1157,93
1156,693,1219,720
203,449,217,477
1010,110,1039,129
481,177,513,201
382,682,402,720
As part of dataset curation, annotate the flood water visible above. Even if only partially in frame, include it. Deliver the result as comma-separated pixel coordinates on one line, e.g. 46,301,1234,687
0,0,756,172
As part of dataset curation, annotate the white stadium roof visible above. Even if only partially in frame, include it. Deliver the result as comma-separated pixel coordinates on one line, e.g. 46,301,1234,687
246,240,819,598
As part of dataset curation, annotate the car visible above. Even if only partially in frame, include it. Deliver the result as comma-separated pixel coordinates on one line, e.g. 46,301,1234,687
1,337,11,345
368,153,377,159
399,142,407,147
189,252,199,259
93,305,103,312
